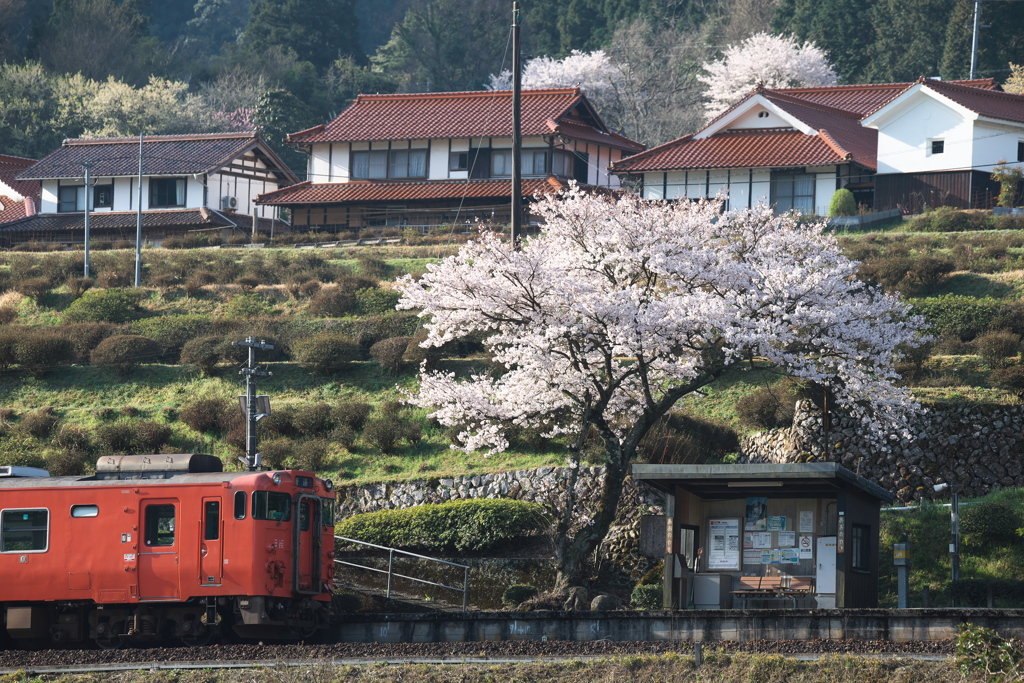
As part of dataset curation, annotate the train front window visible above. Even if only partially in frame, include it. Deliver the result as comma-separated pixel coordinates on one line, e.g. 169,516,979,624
1,509,49,552
321,499,335,527
234,491,247,519
299,500,311,532
204,501,220,540
252,491,291,521
144,505,175,547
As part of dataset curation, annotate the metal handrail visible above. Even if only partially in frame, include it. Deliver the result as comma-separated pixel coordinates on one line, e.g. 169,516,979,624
333,535,471,611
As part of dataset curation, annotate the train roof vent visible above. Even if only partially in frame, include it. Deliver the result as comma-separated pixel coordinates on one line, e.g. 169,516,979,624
0,466,51,478
94,454,224,480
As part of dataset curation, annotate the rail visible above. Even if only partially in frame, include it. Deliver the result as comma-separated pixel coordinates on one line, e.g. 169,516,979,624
333,535,471,611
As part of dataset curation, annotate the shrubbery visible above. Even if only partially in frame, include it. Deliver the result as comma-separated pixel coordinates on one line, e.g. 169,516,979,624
502,584,539,607
630,584,662,610
637,412,739,464
90,335,161,376
910,295,1002,341
180,335,223,376
63,288,142,323
335,499,546,552
94,420,171,454
14,330,76,377
370,336,411,374
961,498,1023,544
293,332,361,374
736,385,796,430
828,188,856,217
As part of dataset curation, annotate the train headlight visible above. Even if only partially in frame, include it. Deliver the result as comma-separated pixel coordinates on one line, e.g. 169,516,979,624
324,479,334,492
272,472,282,486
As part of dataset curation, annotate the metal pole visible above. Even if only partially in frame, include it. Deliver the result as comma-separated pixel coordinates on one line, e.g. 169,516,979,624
510,0,523,247
233,336,273,471
952,489,960,583
463,566,469,611
135,133,143,287
970,0,981,80
387,549,394,599
83,162,91,277
896,533,909,609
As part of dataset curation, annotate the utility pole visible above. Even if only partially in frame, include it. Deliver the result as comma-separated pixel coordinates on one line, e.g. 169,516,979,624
83,161,91,277
510,0,523,247
233,336,273,471
970,0,982,79
135,134,144,287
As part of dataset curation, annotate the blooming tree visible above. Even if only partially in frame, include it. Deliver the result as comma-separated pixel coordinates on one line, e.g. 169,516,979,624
699,32,837,119
397,187,925,588
487,50,622,103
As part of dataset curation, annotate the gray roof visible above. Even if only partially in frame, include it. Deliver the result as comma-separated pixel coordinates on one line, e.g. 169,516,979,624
632,462,894,503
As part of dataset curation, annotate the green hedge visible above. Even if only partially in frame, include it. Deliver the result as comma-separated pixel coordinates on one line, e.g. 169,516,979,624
335,498,546,553
910,295,1003,340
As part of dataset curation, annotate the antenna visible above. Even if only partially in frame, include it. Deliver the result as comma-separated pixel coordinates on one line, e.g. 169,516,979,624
233,336,273,471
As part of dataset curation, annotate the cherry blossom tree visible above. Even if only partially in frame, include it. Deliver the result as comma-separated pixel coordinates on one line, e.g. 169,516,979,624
699,32,837,119
397,187,925,589
487,50,621,101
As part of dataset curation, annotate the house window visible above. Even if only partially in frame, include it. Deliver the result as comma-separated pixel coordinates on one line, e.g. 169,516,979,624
150,178,185,207
851,523,870,572
930,139,945,155
771,172,814,213
58,185,84,212
490,149,547,177
449,151,469,171
353,149,427,179
1,509,48,553
1018,140,1024,163
491,150,512,177
552,151,573,177
93,184,113,209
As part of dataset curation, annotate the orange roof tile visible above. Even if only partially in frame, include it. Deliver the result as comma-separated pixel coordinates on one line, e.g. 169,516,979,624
287,88,643,151
919,78,1024,124
257,177,570,205
774,78,999,116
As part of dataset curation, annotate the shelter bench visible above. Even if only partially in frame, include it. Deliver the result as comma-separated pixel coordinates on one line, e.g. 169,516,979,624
731,575,814,609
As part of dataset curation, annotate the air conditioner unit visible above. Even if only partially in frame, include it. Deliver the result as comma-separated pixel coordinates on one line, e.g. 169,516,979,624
221,195,238,211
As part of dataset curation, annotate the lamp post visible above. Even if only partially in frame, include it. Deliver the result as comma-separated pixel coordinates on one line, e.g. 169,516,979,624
934,482,960,584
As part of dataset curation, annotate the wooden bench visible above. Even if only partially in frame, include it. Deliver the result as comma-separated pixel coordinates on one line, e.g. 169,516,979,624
731,576,814,609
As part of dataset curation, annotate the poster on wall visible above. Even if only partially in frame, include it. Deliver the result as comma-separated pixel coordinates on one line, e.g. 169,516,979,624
799,510,814,533
781,549,799,564
798,535,813,559
707,518,741,570
768,516,786,531
744,532,753,549
743,549,762,565
752,532,772,549
745,497,768,531
778,531,796,547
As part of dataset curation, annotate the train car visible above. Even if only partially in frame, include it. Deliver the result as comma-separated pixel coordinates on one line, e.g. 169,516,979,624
0,454,337,647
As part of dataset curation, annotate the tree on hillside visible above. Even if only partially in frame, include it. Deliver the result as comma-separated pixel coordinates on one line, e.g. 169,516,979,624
244,0,364,73
1006,63,1024,95
863,0,949,83
941,0,1024,81
770,0,873,83
698,32,836,119
187,0,250,54
397,186,926,589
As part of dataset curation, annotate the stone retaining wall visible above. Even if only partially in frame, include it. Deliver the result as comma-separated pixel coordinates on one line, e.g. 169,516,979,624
741,401,1024,502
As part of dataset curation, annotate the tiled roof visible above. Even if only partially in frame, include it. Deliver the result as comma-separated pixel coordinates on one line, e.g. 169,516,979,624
610,129,856,173
548,120,645,153
257,177,570,205
287,89,643,151
0,197,33,224
0,207,275,233
0,154,40,204
17,132,297,182
763,92,877,169
773,78,999,117
921,78,1024,124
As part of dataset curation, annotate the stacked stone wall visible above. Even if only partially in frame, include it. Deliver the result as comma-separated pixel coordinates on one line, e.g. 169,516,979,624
741,401,1024,502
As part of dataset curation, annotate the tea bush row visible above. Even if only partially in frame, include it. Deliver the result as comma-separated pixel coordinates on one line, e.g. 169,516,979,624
335,499,547,552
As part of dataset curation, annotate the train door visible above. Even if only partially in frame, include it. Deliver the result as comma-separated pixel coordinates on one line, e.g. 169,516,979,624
139,499,180,601
293,495,321,594
200,498,222,586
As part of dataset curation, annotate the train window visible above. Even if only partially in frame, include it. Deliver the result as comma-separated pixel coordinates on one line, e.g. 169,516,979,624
1,509,49,552
204,501,220,541
299,500,313,532
252,491,291,522
71,505,99,518
144,505,175,547
321,499,335,527
295,476,313,489
234,491,246,520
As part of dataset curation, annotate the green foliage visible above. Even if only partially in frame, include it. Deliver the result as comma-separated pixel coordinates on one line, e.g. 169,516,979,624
859,255,954,296
14,330,76,378
335,498,547,553
630,583,662,610
94,420,172,454
355,287,401,315
293,437,333,472
307,285,357,317
961,499,1023,544
910,295,1003,341
180,398,232,435
370,336,410,374
828,188,857,217
89,334,161,376
292,402,333,436
975,332,1021,369
17,407,59,439
502,584,539,607
333,401,372,431
243,0,364,72
905,207,989,232
63,288,142,323
636,412,739,465
992,162,1024,208
954,623,1024,679
992,365,1024,400
735,385,796,430
179,335,223,376
221,292,272,319
293,332,362,374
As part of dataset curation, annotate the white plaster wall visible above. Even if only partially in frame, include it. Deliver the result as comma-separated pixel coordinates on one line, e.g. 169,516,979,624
665,171,686,199
429,140,449,180
730,172,751,209
729,107,791,130
310,144,331,183
686,171,706,199
972,121,1024,170
40,180,58,213
112,177,133,211
874,96,973,174
331,142,351,182
644,172,665,199
815,171,837,216
751,170,771,207
607,150,622,189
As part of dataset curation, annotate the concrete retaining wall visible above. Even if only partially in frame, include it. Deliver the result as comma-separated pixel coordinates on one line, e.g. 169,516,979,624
335,608,1024,643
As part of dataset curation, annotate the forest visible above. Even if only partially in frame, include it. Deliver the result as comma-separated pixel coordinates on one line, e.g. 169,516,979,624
2,0,1024,173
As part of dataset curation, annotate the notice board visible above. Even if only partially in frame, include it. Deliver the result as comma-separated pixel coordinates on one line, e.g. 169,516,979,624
707,518,741,570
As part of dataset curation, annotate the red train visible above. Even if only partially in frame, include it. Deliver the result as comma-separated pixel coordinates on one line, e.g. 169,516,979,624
0,454,337,647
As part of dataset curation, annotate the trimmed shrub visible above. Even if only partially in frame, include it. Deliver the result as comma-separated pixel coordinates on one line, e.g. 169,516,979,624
95,420,171,454
975,331,1020,369
992,365,1024,400
53,424,92,453
293,403,333,437
307,286,357,317
65,276,94,299
180,398,232,434
355,287,401,315
14,331,76,378
828,188,856,217
45,447,89,477
0,435,47,468
910,295,1002,341
258,438,294,470
961,499,1023,544
335,499,546,553
638,412,739,465
18,407,59,439
293,332,362,374
293,438,333,472
16,276,53,301
180,335,223,376
370,336,411,374
402,329,444,371
502,584,539,607
363,416,404,453
262,405,297,437
63,288,142,323
333,401,372,431
90,335,162,376
222,293,272,319
736,386,796,430
631,584,662,610
58,322,122,363
331,424,356,450
130,315,215,362
356,256,389,280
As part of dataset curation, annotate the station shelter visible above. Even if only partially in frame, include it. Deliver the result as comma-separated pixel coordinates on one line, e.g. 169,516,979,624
632,463,894,609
